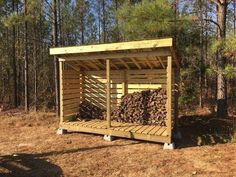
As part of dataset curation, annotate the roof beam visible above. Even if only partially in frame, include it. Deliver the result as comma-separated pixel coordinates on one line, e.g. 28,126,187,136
50,38,173,55
58,49,171,62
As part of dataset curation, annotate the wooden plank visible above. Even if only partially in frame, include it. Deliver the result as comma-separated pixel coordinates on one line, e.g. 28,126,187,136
59,49,172,62
142,125,156,134
63,89,82,94
62,79,81,84
130,125,145,133
156,57,166,69
148,126,162,135
126,79,166,84
109,121,124,129
63,97,80,105
63,103,80,110
106,59,111,128
59,61,64,122
96,121,108,128
117,123,133,131
63,93,81,100
162,129,168,136
131,58,142,69
63,108,79,115
62,84,82,90
65,62,81,72
50,38,173,55
155,126,167,136
136,126,150,134
82,120,100,127
87,120,105,128
112,122,129,131
123,125,139,132
119,59,130,69
60,122,170,143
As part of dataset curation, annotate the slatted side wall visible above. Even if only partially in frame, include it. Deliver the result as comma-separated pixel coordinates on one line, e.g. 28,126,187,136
83,69,166,110
83,70,123,109
60,63,83,121
126,69,166,94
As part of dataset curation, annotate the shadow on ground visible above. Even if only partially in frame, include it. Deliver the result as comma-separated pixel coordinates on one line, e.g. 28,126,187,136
0,153,63,177
176,114,235,148
0,142,140,177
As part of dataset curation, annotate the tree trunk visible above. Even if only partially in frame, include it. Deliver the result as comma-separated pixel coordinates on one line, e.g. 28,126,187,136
53,0,60,117
33,22,37,112
24,0,29,113
216,1,228,117
102,0,106,43
234,0,236,36
199,0,204,108
98,0,101,43
12,0,18,108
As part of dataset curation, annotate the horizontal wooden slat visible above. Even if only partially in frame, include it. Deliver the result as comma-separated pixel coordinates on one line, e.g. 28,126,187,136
63,93,82,100
63,97,80,105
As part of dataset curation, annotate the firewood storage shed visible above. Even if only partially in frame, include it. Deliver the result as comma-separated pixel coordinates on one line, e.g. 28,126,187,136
50,38,180,147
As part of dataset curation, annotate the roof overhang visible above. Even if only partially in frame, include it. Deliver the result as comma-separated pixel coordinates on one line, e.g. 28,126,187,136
50,38,179,70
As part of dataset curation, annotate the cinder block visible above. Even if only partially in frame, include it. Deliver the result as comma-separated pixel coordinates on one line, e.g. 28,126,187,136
57,128,67,135
103,135,115,141
163,142,175,150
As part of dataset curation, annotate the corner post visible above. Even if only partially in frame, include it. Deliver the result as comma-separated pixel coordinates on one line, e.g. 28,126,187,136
166,56,172,143
59,60,64,123
106,59,111,128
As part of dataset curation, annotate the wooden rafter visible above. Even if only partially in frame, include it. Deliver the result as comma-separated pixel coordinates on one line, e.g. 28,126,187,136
131,58,142,69
119,59,130,69
66,61,81,72
72,60,91,70
111,62,119,70
145,57,153,69
96,60,106,69
156,57,165,69
87,61,101,70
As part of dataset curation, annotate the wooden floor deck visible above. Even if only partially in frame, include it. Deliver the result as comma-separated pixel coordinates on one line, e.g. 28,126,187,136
60,119,170,143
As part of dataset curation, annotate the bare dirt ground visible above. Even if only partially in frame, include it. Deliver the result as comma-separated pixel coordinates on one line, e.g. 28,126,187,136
0,109,235,177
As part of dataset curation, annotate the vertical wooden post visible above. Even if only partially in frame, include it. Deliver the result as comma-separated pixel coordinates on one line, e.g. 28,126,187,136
106,59,111,128
166,56,172,143
59,61,64,123
122,70,127,96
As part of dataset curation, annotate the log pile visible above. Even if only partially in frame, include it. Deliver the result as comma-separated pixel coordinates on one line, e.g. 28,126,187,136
76,101,105,120
111,88,167,126
76,88,167,126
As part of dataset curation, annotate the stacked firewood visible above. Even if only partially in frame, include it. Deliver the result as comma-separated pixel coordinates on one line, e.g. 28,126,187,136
111,88,167,126
76,101,105,120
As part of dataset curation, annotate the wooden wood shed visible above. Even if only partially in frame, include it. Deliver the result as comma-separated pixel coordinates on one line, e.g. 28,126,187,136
50,38,180,147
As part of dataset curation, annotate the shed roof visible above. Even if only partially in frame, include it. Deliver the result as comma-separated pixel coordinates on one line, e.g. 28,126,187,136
50,38,179,71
